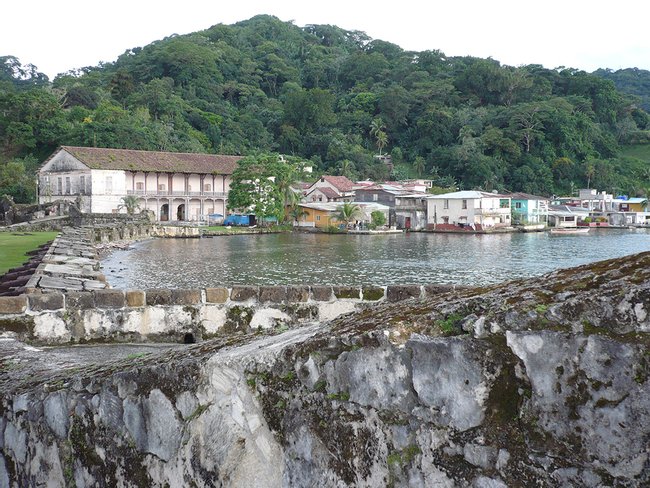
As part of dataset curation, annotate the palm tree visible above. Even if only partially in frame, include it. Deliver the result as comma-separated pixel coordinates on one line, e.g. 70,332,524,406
369,118,385,139
337,159,354,178
643,187,650,211
289,205,308,225
413,156,426,178
585,163,595,189
375,131,388,156
335,202,362,228
370,118,388,155
117,195,141,215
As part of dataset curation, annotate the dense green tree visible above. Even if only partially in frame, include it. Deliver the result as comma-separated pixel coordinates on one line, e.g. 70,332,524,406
0,15,647,203
227,153,304,223
0,159,36,203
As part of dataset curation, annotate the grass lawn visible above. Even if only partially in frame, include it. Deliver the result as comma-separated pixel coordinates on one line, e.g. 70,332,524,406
0,232,59,275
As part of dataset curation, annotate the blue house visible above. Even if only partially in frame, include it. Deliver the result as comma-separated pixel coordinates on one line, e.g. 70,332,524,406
509,193,549,225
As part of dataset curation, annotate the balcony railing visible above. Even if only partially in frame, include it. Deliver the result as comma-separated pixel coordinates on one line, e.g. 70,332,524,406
127,190,227,198
474,208,511,216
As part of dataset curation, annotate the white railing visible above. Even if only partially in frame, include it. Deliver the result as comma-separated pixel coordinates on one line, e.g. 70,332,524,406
126,190,227,198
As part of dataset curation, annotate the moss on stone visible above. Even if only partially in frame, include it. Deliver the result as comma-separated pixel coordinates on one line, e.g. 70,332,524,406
362,287,385,301
224,306,254,333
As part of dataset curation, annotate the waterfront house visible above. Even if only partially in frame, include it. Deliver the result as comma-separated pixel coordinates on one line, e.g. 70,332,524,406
303,176,356,203
612,197,647,213
592,197,650,226
295,202,390,229
394,194,428,230
508,192,549,225
354,183,428,229
38,146,241,222
426,191,512,231
547,205,590,227
354,184,402,226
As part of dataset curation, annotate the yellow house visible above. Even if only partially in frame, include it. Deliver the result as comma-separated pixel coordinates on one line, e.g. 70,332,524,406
613,197,647,212
294,203,340,228
294,202,390,229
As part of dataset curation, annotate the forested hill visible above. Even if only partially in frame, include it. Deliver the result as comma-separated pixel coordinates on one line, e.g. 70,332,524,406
1,14,650,203
593,68,650,112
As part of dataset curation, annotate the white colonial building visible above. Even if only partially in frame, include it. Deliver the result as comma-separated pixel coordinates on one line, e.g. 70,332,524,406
426,191,512,230
38,146,242,221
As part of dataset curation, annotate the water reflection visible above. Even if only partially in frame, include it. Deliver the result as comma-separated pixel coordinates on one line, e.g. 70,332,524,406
102,230,650,289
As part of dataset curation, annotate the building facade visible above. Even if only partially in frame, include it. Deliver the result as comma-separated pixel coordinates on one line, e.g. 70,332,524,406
38,146,241,221
509,193,549,225
426,191,512,230
295,202,390,229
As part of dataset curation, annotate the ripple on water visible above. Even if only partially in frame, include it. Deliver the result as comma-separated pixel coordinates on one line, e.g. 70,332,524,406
101,230,650,288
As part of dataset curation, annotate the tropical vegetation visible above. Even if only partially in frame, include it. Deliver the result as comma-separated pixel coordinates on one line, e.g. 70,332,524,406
1,15,650,203
335,202,363,227
226,152,307,223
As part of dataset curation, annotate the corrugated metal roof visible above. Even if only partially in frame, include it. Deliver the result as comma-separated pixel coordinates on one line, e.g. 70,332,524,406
508,192,550,201
298,202,390,212
427,190,509,199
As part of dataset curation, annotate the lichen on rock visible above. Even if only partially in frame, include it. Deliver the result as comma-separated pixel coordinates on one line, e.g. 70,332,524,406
2,252,650,486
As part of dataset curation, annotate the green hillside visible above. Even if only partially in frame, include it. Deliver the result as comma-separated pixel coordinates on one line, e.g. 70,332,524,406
1,15,649,201
620,143,650,162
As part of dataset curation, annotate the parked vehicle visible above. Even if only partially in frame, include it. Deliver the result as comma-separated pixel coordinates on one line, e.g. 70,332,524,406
222,214,256,226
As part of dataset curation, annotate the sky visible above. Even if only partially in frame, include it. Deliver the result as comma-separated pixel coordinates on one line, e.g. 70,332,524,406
2,0,648,80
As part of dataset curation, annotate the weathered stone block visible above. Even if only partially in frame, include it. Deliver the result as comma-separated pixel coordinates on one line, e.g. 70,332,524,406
126,290,145,308
94,290,125,309
286,286,309,303
171,289,201,305
311,286,333,301
362,286,385,301
205,287,229,304
386,285,422,302
83,280,108,291
38,276,83,291
333,286,361,299
65,292,94,310
0,295,27,314
424,284,457,298
146,289,172,306
230,286,258,302
259,286,288,303
28,292,64,311
0,315,34,334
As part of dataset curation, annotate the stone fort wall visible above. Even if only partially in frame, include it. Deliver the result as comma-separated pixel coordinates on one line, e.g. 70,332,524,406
0,222,462,344
0,283,461,345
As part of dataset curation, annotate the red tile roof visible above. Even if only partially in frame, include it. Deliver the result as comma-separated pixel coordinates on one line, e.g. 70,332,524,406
320,175,355,192
317,187,342,199
55,146,242,174
306,186,342,199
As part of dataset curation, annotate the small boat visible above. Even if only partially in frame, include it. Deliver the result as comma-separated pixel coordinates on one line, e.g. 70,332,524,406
549,227,590,235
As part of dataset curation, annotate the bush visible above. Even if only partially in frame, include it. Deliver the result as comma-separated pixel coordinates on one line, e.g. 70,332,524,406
370,210,386,228
325,224,344,233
